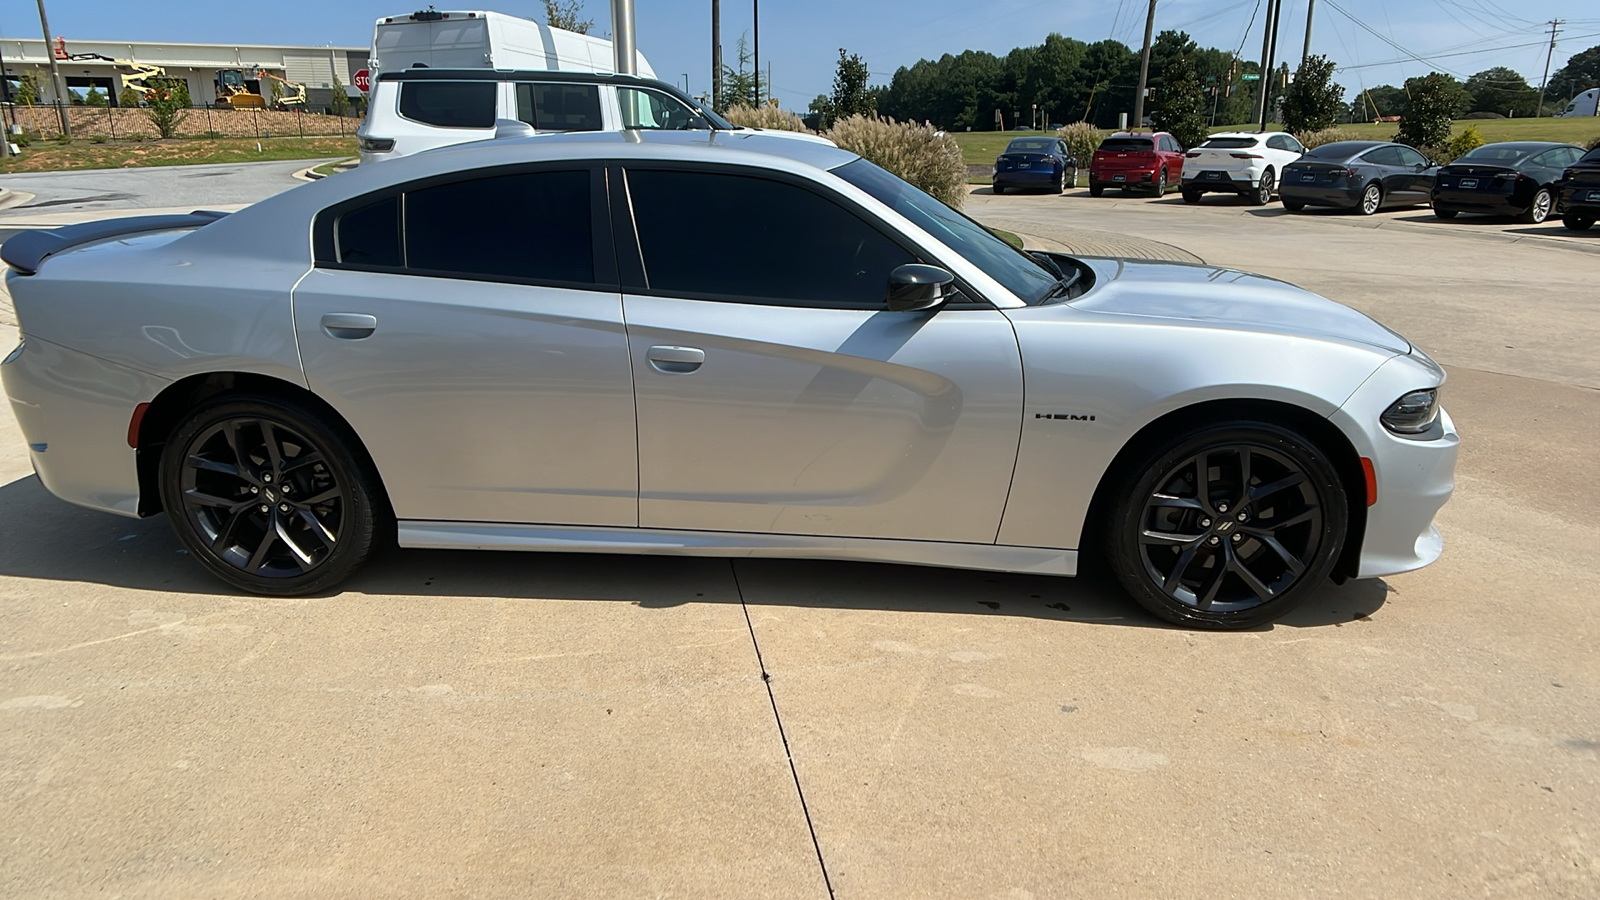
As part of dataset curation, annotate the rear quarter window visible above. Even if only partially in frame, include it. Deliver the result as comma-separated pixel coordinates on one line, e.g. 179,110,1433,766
398,81,497,128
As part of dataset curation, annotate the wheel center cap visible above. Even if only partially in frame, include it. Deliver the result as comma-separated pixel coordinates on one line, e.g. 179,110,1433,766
263,488,277,503
1215,519,1236,534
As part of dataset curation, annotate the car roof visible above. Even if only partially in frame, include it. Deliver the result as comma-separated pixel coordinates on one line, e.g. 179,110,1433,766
1467,141,1578,154
1205,131,1274,140
1308,140,1389,156
377,68,674,89
1104,132,1164,140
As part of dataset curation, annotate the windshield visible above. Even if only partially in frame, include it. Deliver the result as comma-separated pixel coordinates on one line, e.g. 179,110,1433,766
1201,137,1259,149
1006,139,1055,153
1099,137,1153,152
833,158,1060,304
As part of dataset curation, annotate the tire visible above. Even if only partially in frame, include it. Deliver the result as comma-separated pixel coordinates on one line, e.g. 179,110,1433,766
992,184,1005,195
1181,188,1201,204
1518,187,1554,225
1249,169,1275,205
1357,182,1383,216
159,395,385,596
1433,207,1458,220
1564,213,1596,231
1105,421,1349,630
1089,184,1105,197
1152,169,1168,196
1282,198,1306,212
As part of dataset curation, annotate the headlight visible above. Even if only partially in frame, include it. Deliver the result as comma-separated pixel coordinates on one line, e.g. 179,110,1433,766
1381,388,1439,434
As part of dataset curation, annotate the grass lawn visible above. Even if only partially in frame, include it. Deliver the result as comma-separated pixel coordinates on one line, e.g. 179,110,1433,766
0,135,359,174
952,118,1600,166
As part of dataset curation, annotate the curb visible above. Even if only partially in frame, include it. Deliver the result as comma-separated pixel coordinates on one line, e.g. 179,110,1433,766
297,158,359,182
0,188,36,211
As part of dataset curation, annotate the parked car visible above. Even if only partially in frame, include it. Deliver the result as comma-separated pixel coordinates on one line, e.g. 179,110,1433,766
1279,141,1436,215
1089,132,1186,197
1558,144,1600,231
0,130,1458,630
357,68,828,164
1431,142,1585,224
992,137,1077,194
1180,131,1306,205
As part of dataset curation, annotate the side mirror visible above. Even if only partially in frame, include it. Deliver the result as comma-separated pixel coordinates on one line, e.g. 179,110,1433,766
887,264,954,312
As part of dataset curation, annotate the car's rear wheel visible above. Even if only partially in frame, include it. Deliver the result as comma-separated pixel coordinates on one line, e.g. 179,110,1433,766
1564,213,1596,231
1519,187,1554,224
1152,169,1168,196
992,183,1005,195
1357,183,1382,216
1433,206,1458,220
1089,184,1105,197
1181,188,1201,204
160,396,383,596
1106,421,1348,629
1282,198,1306,212
1250,169,1275,205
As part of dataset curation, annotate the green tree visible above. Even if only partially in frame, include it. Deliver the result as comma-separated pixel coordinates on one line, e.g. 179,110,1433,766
1280,54,1344,133
1465,67,1536,117
1547,44,1600,107
717,34,763,112
542,0,593,34
1395,72,1469,150
12,73,40,105
330,74,351,117
1348,83,1406,121
1152,51,1207,149
118,85,141,108
142,77,191,139
829,48,874,126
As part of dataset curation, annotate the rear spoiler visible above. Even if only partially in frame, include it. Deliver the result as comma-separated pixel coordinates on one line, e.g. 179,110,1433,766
1,209,229,276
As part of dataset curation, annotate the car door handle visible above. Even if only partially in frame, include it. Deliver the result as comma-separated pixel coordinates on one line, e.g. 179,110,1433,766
647,345,705,374
321,313,377,340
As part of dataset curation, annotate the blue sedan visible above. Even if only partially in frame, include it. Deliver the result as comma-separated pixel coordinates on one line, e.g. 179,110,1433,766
993,137,1077,195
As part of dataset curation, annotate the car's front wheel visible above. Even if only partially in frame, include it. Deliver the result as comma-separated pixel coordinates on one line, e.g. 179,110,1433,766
1105,421,1349,629
159,395,384,596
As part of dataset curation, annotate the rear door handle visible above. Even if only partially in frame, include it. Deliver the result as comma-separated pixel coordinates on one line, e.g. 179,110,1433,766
321,313,377,340
647,345,705,374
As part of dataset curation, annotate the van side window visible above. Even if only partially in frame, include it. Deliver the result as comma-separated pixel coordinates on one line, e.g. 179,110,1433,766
398,81,497,128
405,170,594,284
515,83,604,131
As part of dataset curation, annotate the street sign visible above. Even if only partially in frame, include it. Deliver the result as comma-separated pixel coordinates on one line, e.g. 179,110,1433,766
1241,73,1260,82
353,69,371,93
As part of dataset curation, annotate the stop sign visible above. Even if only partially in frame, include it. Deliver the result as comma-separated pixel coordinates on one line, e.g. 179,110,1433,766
353,69,371,93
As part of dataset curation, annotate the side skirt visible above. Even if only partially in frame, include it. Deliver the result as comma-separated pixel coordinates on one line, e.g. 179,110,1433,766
397,521,1077,577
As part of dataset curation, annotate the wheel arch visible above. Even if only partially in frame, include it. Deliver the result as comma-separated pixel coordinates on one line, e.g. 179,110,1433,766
134,371,387,519
1080,397,1368,582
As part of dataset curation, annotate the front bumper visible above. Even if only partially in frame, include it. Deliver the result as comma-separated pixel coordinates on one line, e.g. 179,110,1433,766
1,335,167,517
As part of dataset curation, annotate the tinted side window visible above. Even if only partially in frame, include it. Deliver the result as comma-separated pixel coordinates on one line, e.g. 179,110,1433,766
337,196,402,267
398,81,497,128
627,170,915,307
515,83,604,131
405,170,594,283
1362,147,1403,166
1396,147,1429,168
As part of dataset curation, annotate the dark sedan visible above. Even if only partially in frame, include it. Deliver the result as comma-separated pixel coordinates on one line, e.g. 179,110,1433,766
1557,145,1600,232
1280,141,1436,215
1432,142,1585,224
992,137,1077,194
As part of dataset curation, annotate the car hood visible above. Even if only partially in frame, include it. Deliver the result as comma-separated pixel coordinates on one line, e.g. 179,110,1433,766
1066,257,1411,354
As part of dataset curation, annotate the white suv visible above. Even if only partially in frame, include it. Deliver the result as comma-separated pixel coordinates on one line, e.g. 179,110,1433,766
358,69,828,164
1180,131,1306,205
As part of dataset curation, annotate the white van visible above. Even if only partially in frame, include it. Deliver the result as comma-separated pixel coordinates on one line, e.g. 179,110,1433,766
356,69,831,164
371,9,654,78
1556,89,1598,118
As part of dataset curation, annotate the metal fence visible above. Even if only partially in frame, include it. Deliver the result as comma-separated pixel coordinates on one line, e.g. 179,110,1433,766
2,101,362,142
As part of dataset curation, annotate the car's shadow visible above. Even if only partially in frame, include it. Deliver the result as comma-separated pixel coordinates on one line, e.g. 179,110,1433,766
0,473,1389,631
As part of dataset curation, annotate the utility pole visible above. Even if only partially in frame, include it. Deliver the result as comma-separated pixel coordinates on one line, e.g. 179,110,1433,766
1132,0,1157,132
1254,0,1277,127
1260,0,1283,131
1536,19,1563,118
711,0,721,110
1302,0,1316,64
610,0,637,75
752,0,759,105
35,0,70,137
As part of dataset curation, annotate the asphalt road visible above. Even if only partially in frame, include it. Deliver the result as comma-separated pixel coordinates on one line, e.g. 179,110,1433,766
0,158,329,220
1,178,1597,898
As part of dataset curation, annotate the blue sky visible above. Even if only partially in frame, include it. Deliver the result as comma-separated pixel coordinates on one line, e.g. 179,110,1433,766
2,0,1598,107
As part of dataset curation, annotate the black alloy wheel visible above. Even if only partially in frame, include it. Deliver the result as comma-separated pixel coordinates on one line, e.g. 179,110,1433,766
1433,207,1458,220
160,396,383,595
1519,187,1554,225
1107,422,1348,629
1250,169,1275,206
1564,213,1595,231
1357,183,1383,216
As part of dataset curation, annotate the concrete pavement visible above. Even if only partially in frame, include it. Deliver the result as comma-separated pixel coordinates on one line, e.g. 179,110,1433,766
2,184,1598,898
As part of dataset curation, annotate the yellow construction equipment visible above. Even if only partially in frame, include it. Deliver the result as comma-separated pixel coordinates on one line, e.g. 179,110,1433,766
255,69,308,109
53,38,168,102
215,69,267,109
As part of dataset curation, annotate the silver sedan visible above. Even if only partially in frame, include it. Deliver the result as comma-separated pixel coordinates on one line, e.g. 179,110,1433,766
0,131,1458,629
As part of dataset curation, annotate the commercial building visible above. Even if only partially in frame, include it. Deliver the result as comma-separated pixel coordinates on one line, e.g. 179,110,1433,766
0,36,368,112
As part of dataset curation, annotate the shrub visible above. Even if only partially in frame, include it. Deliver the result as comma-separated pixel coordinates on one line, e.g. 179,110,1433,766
1588,135,1600,151
1280,55,1345,134
1439,125,1485,164
722,102,809,132
1395,72,1470,150
1463,110,1505,119
1055,122,1103,180
826,114,966,208
1295,127,1360,149
90,134,108,144
142,78,191,139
